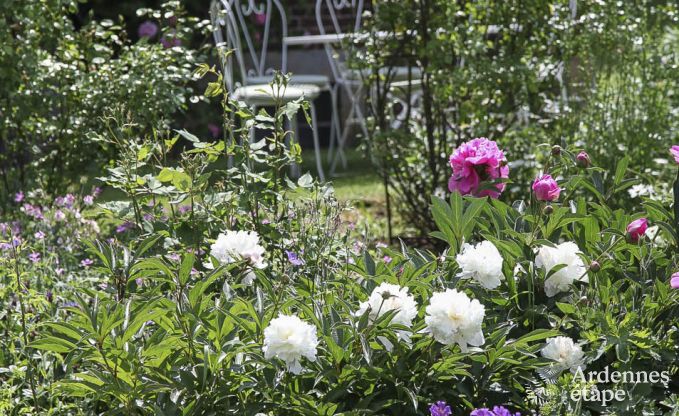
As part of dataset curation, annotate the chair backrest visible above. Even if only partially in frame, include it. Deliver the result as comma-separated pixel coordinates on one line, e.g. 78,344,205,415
315,0,364,82
210,0,288,92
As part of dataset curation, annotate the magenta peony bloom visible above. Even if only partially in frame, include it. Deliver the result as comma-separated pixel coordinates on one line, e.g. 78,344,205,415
626,218,648,243
671,272,679,289
429,401,452,416
576,151,591,168
670,145,679,164
138,21,159,38
448,138,509,198
532,174,561,201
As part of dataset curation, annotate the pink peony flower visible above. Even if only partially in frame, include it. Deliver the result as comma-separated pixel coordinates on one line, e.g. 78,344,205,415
671,272,679,289
532,174,561,202
138,21,159,38
448,138,509,198
626,218,648,243
670,145,679,164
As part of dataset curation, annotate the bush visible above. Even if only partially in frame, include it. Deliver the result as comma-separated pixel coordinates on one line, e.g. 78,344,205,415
0,0,205,203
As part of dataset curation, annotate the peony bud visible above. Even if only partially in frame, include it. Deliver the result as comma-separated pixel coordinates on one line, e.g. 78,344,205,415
625,218,648,243
551,145,562,156
576,151,591,168
671,272,679,289
589,261,600,272
532,174,561,202
543,205,554,215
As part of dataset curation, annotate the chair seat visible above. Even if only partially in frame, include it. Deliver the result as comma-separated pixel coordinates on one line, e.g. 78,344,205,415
233,84,321,106
247,74,330,88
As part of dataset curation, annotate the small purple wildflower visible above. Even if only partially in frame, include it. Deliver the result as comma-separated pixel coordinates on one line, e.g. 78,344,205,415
83,195,94,206
178,205,191,214
429,401,452,416
138,20,159,38
55,267,65,276
470,407,520,416
54,210,66,221
383,255,392,264
64,194,76,208
29,252,41,263
93,187,102,197
116,221,134,233
285,250,305,266
80,258,94,268
14,191,24,203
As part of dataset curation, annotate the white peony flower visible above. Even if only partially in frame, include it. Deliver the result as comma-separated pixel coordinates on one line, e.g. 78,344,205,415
424,289,485,352
456,240,505,289
355,283,418,341
262,314,318,374
541,336,585,373
535,242,588,297
210,230,267,269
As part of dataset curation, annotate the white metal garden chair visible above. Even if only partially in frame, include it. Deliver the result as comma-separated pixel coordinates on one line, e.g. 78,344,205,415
210,0,327,180
315,0,423,173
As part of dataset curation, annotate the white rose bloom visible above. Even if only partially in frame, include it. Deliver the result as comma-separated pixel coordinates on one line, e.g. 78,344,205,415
262,315,318,374
355,283,418,341
456,240,505,289
424,289,485,352
541,336,585,372
210,230,267,269
535,242,588,297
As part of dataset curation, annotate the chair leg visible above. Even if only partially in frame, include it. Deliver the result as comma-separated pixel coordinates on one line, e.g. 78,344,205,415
328,83,342,165
309,102,325,181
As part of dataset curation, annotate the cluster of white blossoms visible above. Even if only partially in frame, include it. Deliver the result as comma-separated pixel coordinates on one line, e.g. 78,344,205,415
210,230,266,284
262,314,318,374
456,240,505,289
541,336,585,373
425,289,485,352
535,242,588,297
355,283,418,341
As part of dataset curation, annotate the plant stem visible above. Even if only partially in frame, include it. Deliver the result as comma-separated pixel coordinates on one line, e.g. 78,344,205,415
10,243,38,409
